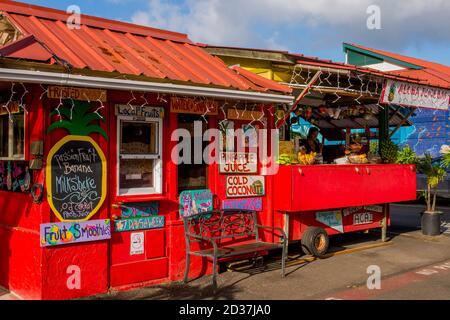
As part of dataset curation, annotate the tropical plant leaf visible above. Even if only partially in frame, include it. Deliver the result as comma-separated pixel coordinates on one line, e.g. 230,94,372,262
442,153,450,168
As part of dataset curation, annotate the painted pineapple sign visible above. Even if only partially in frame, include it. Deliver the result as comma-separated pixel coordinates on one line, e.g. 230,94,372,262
46,99,107,221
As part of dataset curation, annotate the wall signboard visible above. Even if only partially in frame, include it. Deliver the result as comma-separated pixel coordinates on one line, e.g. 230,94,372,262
179,189,213,218
48,86,107,102
170,97,219,115
226,176,265,198
222,197,263,212
219,152,257,174
46,136,107,222
114,216,165,232
40,219,111,247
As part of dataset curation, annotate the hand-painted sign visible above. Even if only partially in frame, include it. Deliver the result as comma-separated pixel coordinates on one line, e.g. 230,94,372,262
316,211,343,233
343,205,383,216
46,136,107,222
114,216,165,232
381,79,450,110
115,105,164,119
227,109,265,121
120,202,160,218
0,161,31,192
180,189,213,218
130,232,145,255
353,212,374,225
219,152,257,174
40,219,111,247
226,176,265,198
0,101,20,115
48,86,107,102
170,97,219,115
222,197,263,212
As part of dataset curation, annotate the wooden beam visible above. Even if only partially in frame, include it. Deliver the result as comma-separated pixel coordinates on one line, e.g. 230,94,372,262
389,108,415,138
276,71,322,129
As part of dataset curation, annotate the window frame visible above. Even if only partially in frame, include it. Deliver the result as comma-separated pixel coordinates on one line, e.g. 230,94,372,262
117,114,163,196
0,112,26,161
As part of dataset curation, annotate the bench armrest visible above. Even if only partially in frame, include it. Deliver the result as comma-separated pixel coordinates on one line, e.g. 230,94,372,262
255,224,287,242
185,232,219,252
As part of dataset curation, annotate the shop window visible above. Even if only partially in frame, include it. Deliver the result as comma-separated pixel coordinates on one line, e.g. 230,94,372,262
118,117,162,195
177,114,208,193
0,111,25,160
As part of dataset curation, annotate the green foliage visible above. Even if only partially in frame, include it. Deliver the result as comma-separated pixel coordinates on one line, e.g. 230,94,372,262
277,153,296,165
442,152,450,168
380,138,399,164
369,141,379,155
48,100,107,140
396,146,418,165
417,153,448,212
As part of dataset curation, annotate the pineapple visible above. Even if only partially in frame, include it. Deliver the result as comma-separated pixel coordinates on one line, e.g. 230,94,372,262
48,100,107,139
46,99,107,222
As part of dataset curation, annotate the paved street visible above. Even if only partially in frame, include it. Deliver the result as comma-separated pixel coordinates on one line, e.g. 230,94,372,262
1,204,449,300
97,204,450,300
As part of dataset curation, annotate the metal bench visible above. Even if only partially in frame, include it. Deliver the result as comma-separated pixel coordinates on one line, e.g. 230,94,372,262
183,209,288,289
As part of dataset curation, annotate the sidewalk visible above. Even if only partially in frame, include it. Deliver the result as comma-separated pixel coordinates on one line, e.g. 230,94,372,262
93,204,450,300
0,287,18,300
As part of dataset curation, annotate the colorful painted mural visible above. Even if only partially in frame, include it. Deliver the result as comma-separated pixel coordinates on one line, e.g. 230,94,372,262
392,108,450,158
179,189,213,218
0,161,31,192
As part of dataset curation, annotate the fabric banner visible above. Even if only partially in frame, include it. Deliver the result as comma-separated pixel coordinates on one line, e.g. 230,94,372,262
380,79,450,110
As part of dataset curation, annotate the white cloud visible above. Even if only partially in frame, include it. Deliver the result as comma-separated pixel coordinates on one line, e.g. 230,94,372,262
131,0,450,55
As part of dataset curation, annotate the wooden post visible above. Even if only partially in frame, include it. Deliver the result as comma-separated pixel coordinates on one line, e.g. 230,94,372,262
284,212,290,241
378,104,390,154
381,203,389,242
276,71,322,129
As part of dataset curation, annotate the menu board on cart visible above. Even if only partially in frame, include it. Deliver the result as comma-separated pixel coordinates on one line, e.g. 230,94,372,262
219,152,257,174
46,136,107,222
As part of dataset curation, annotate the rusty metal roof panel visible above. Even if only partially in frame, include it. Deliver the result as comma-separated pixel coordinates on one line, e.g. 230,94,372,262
0,0,291,94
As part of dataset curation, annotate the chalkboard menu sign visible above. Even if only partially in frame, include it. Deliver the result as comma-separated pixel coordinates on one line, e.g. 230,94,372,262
46,136,107,222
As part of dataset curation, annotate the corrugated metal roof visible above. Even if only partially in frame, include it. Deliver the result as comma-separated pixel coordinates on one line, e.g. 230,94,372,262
345,43,450,89
230,66,293,94
0,0,290,94
203,44,432,86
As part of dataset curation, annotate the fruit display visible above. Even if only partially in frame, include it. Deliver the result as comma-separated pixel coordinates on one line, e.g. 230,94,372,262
380,138,399,164
298,152,317,165
348,154,369,164
277,153,298,165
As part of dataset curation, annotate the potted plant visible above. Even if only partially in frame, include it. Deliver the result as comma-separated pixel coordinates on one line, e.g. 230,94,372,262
441,145,450,168
396,146,418,165
416,153,447,236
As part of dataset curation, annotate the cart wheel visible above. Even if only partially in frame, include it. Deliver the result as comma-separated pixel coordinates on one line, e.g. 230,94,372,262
301,227,329,258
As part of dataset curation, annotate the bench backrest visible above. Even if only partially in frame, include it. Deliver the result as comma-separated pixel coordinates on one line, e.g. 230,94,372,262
183,210,258,242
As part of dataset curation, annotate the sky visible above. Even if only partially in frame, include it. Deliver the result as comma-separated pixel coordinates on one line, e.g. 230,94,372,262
17,0,450,66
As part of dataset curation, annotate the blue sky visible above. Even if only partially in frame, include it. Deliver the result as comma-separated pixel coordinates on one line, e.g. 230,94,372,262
20,0,450,66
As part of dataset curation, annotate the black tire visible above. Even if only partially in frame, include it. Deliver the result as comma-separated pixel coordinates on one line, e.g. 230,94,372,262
301,227,329,258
